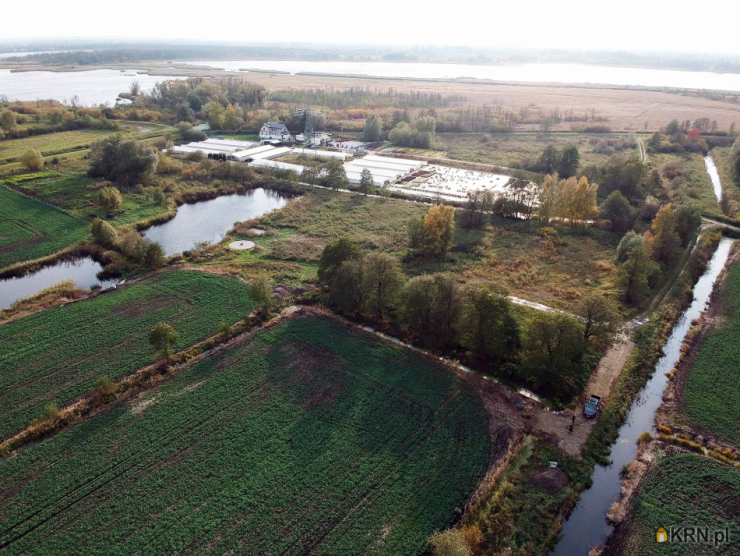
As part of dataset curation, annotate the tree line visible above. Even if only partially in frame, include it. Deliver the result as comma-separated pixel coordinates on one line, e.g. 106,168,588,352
315,221,618,403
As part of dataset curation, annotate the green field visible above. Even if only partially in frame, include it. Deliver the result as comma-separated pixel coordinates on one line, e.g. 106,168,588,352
684,258,740,446
0,185,89,269
625,454,740,555
0,315,490,555
7,171,170,223
438,132,639,168
0,129,118,164
0,270,255,439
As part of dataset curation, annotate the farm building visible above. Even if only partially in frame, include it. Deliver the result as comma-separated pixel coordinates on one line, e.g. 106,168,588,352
344,155,425,186
259,122,291,142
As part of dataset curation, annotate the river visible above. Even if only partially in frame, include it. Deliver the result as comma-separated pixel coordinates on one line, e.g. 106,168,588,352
0,69,183,106
549,236,734,555
186,60,740,92
0,188,290,308
705,154,724,203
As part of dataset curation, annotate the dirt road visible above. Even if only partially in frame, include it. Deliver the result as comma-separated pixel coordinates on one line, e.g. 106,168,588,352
534,333,635,455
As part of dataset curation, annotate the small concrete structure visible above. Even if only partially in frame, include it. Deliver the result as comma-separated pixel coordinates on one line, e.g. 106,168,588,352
229,240,256,250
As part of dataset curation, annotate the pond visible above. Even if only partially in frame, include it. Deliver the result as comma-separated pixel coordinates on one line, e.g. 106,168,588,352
186,60,740,92
549,236,735,556
0,69,183,106
0,257,116,310
1,188,290,308
142,188,291,256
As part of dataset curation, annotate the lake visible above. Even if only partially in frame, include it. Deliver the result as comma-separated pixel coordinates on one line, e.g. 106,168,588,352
0,257,116,309
188,60,740,92
0,69,183,106
143,188,290,256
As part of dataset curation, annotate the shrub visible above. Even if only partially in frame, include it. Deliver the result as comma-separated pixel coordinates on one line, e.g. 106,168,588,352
21,148,44,170
637,431,652,444
99,186,123,209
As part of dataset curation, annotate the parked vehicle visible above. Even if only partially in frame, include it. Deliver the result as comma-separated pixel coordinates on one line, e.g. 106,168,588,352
584,395,602,418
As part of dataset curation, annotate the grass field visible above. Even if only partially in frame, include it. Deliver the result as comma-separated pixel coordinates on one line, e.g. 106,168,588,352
649,152,721,217
0,185,89,269
0,129,119,164
6,170,170,224
465,436,591,555
0,315,491,555
683,258,740,446
438,132,638,168
237,190,621,310
624,454,740,555
0,270,255,439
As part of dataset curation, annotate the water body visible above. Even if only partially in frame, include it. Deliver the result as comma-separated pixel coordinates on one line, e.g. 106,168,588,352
143,188,290,256
0,69,182,106
0,257,116,309
704,154,724,203
550,236,735,556
187,60,740,92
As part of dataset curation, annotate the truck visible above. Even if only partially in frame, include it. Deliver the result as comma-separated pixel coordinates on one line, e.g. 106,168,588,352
583,395,601,418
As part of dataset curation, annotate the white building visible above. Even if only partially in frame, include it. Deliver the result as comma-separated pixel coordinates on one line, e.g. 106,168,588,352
330,140,367,154
259,122,291,142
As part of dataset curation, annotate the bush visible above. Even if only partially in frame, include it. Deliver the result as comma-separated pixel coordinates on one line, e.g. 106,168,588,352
99,186,123,209
90,218,118,248
21,148,44,170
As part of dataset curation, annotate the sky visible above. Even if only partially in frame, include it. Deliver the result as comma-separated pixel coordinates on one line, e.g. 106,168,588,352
2,0,739,54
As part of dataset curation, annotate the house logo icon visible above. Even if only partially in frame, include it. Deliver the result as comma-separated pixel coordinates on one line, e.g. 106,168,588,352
657,526,668,543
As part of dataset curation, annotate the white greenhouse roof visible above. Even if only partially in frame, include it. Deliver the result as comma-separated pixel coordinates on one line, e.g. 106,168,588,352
248,159,304,173
291,148,348,160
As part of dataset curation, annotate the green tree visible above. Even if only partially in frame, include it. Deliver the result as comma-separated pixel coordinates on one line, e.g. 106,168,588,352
618,241,654,303
362,113,383,142
423,204,455,259
557,145,580,178
141,239,166,267
600,190,635,232
88,135,157,189
537,145,560,174
458,286,520,364
361,252,404,320
148,321,179,360
205,101,225,129
576,294,621,350
152,188,167,206
522,313,588,400
331,258,365,315
325,158,348,190
218,320,232,336
400,273,462,350
249,274,275,314
358,168,375,195
21,148,44,170
318,238,360,285
673,204,701,246
407,216,425,250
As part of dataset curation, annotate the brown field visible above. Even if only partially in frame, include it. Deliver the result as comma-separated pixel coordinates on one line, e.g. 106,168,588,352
4,61,740,132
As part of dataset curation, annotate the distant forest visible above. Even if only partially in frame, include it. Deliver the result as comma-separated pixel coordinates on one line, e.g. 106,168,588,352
3,43,740,74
